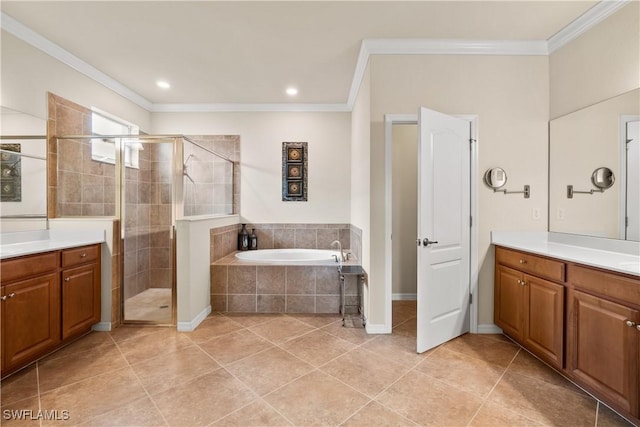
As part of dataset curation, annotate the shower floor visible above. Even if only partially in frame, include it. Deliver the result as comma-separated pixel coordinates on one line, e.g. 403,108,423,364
124,288,172,323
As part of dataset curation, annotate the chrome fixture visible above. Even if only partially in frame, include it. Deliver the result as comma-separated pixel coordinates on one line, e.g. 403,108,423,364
183,154,195,183
484,167,530,198
330,240,346,262
567,167,615,198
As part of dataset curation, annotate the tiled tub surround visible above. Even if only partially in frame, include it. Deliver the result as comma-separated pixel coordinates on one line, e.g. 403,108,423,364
211,258,361,314
210,224,363,313
209,223,362,263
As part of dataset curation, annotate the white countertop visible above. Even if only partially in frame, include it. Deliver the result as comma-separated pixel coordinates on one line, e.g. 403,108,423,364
491,232,640,277
0,229,105,260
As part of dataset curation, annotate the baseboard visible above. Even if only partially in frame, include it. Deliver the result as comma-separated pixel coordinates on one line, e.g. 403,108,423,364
91,322,112,332
365,323,392,334
392,293,417,301
177,305,212,332
477,323,502,334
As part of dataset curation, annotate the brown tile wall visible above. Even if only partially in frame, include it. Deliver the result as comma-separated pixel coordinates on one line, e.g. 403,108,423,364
210,263,360,314
47,93,116,218
123,143,173,299
209,223,364,314
184,135,240,217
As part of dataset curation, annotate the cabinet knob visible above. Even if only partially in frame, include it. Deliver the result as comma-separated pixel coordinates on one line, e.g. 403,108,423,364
625,320,636,327
80,253,87,258
64,277,71,282
0,295,6,301
519,259,527,264
637,324,640,332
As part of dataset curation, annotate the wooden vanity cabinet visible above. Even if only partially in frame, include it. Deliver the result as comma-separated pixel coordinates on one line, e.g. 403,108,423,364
1,244,101,377
61,245,101,340
566,265,640,418
1,252,61,373
495,246,640,423
495,247,565,369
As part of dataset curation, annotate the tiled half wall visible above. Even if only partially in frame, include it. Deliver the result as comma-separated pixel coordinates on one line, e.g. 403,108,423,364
210,223,363,314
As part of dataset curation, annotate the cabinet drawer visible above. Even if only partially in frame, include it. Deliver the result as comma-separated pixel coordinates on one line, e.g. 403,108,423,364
61,245,100,268
496,247,566,283
568,264,640,307
0,251,59,284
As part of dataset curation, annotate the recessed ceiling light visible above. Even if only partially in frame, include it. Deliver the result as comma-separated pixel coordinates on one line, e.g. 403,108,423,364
286,87,298,96
157,80,171,89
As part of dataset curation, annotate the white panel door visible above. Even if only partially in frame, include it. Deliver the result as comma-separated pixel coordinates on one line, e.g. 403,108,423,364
416,107,471,353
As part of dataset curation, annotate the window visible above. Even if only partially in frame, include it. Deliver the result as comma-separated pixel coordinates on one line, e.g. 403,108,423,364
90,110,141,168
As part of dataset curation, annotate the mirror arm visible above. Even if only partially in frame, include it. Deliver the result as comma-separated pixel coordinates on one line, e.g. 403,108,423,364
567,185,605,199
493,185,530,199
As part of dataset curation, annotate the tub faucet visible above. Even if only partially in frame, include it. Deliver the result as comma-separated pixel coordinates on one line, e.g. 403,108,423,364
330,240,346,262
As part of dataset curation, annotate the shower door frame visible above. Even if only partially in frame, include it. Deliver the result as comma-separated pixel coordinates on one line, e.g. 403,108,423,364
118,135,182,326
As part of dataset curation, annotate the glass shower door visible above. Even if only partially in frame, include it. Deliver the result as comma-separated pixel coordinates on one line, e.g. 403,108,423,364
122,138,176,324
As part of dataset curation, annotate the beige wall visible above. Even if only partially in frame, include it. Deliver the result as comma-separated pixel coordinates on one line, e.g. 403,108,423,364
369,54,549,327
151,112,351,225
549,2,640,119
1,32,150,131
550,89,640,238
349,65,371,320
392,124,417,297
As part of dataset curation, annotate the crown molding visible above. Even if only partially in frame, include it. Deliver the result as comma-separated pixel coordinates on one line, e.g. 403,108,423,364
2,1,627,113
151,103,351,113
547,0,630,54
346,41,372,109
1,12,154,111
364,39,549,56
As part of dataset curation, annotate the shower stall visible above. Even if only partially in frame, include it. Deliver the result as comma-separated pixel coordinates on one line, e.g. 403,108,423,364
54,134,235,325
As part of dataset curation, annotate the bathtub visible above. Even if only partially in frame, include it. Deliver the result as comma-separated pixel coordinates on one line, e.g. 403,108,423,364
235,248,341,264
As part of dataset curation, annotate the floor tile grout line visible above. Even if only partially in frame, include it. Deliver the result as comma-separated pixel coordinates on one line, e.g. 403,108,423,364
199,348,298,427
35,361,42,427
465,347,524,427
110,336,172,427
366,343,438,403
439,340,520,370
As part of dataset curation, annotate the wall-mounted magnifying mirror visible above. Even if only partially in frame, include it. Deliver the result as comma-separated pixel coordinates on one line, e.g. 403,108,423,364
484,167,530,198
484,167,507,189
567,167,615,198
591,167,615,190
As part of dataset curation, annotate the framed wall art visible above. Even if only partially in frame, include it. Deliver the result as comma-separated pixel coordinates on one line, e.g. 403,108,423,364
282,141,307,201
1,144,22,202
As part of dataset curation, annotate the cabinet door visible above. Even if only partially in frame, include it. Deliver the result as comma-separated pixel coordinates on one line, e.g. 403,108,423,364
2,273,61,373
567,289,639,417
524,275,564,369
61,263,100,340
495,265,525,341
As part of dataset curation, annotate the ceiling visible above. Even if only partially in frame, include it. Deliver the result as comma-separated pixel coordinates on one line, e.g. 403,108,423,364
1,1,600,109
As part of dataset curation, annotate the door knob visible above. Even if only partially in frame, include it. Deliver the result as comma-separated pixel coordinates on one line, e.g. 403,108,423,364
423,238,438,246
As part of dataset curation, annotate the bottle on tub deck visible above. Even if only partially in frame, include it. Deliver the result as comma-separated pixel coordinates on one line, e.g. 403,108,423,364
249,229,258,250
238,224,249,251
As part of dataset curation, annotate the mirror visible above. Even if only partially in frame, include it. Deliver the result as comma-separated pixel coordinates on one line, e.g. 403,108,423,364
592,167,615,189
484,167,507,189
549,88,640,240
0,106,48,231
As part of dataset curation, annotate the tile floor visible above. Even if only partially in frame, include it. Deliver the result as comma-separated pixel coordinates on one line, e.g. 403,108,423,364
124,288,172,323
1,301,636,427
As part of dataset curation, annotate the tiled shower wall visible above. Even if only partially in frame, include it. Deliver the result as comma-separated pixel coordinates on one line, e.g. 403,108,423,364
47,93,171,316
123,143,173,299
184,135,240,217
209,223,364,314
47,93,116,217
